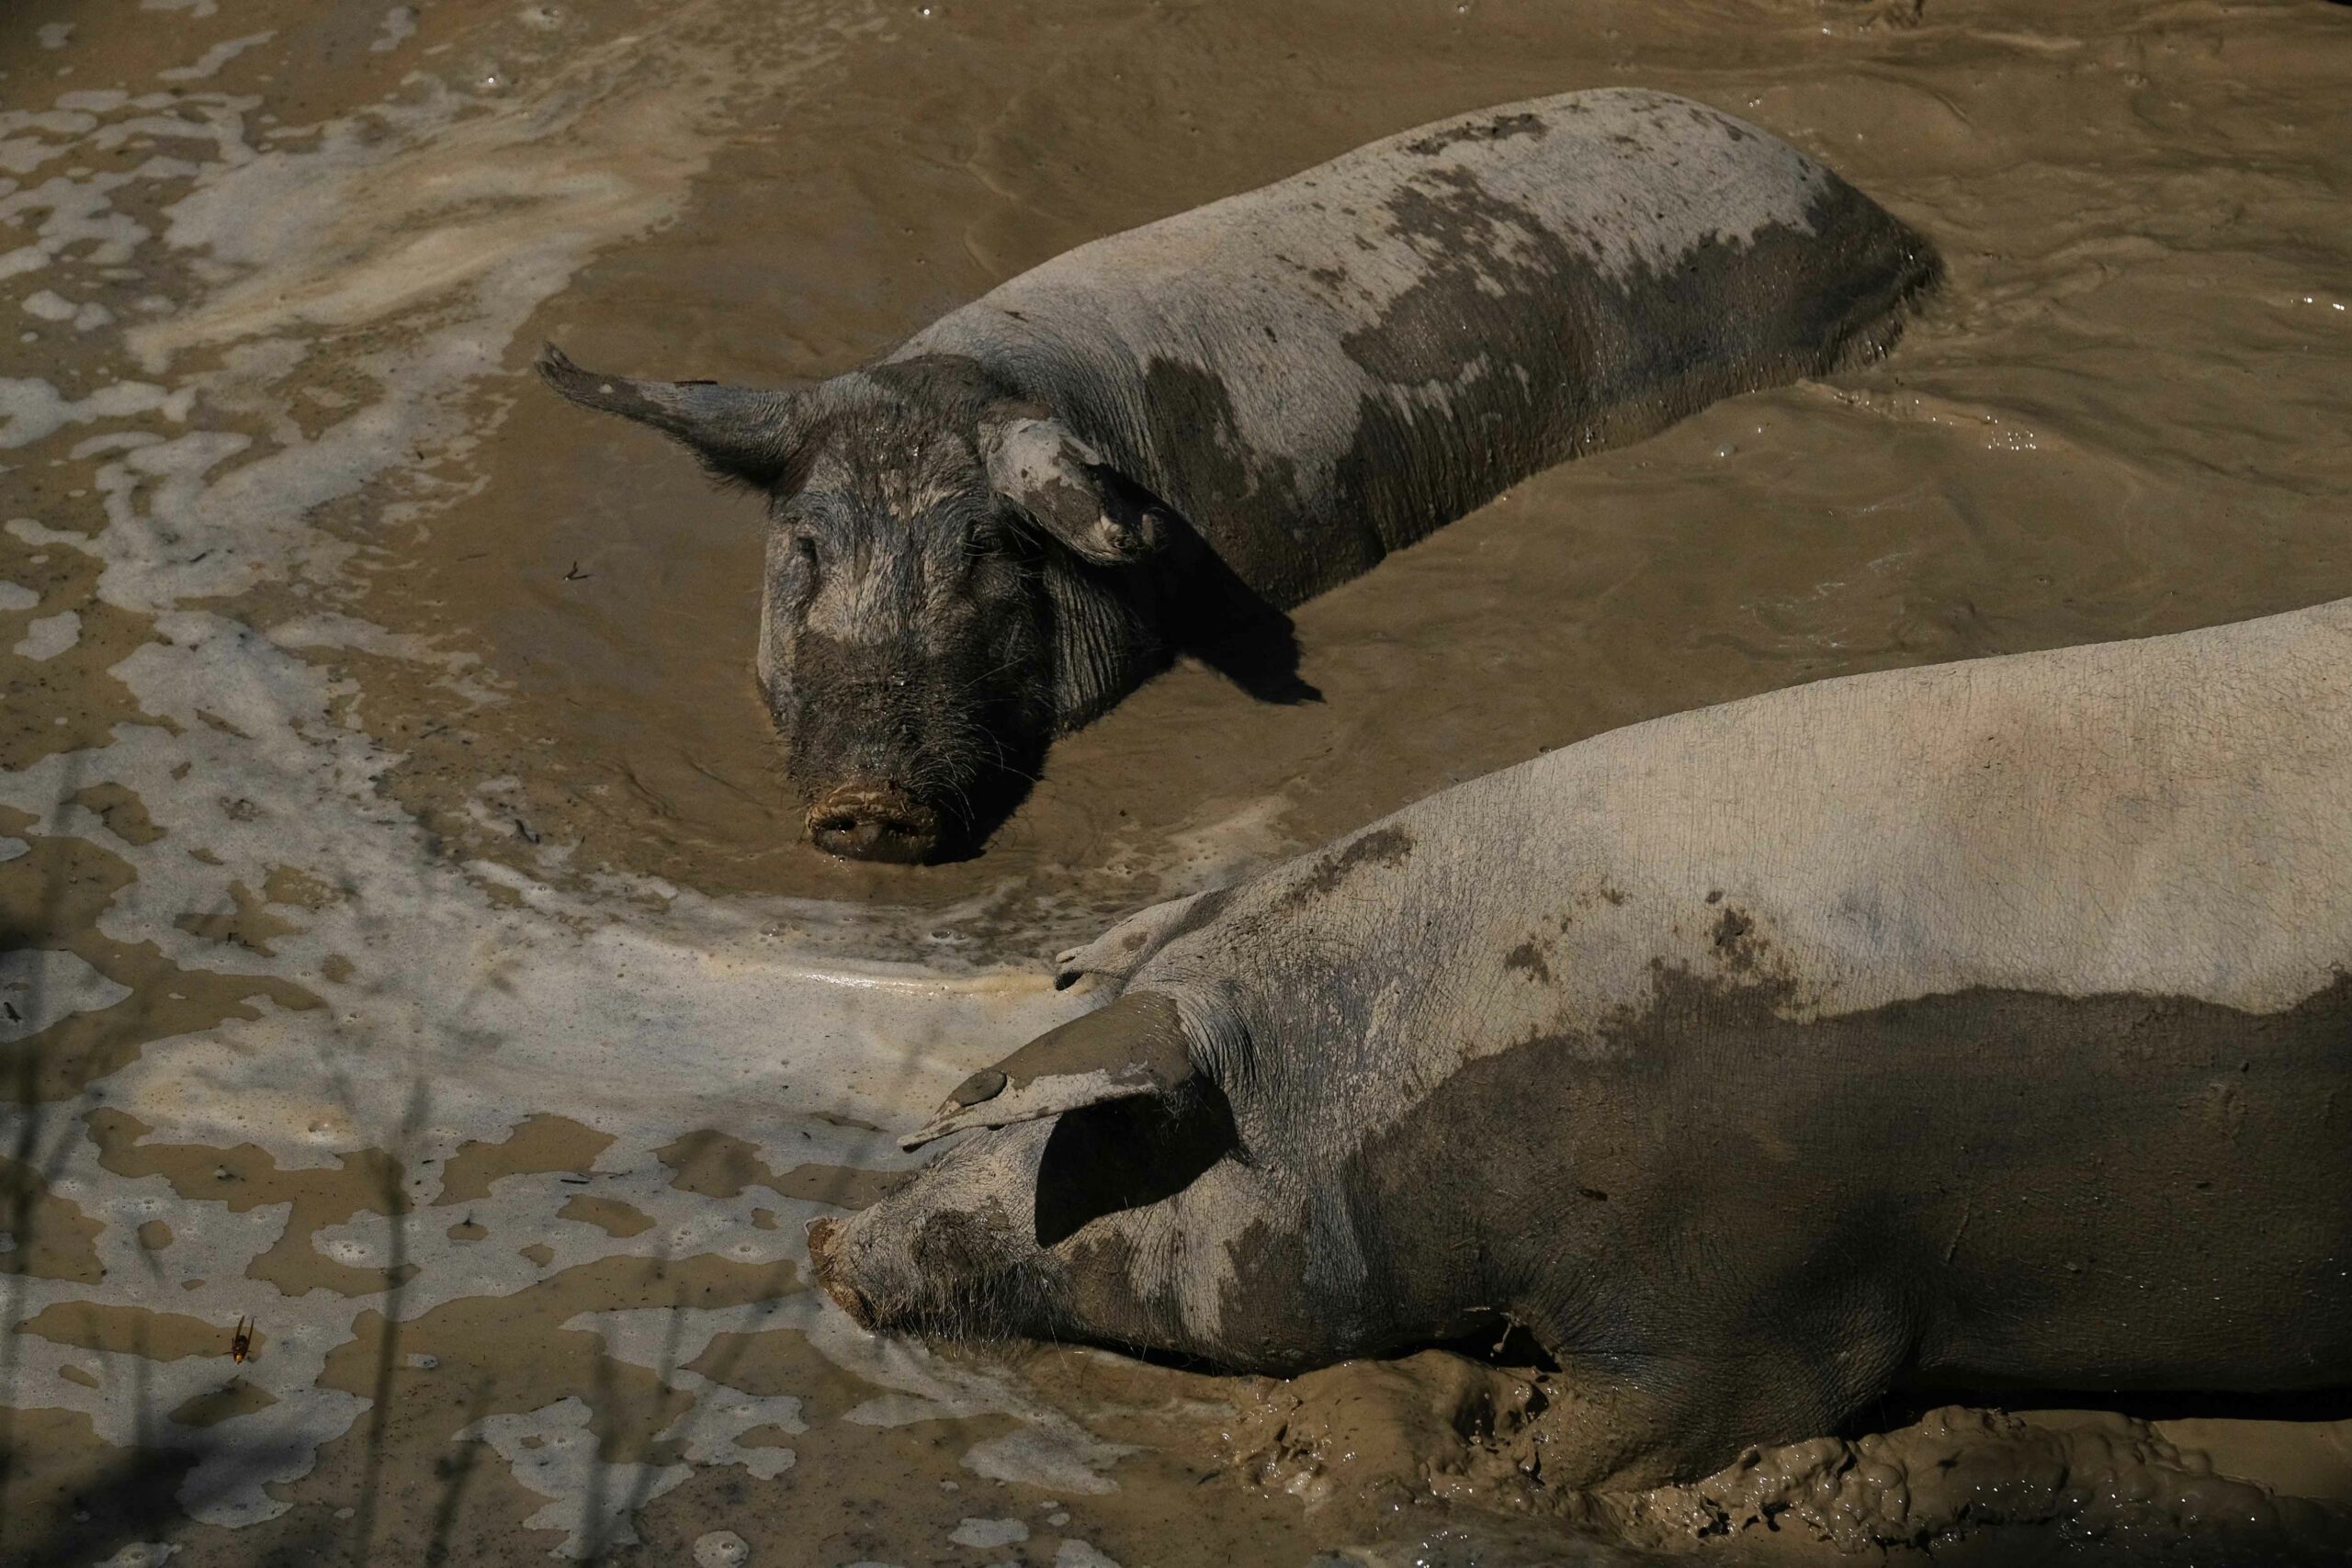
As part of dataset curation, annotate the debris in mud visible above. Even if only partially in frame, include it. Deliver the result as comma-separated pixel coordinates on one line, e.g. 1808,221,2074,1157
1226,1352,1553,1517
1213,1350,2352,1564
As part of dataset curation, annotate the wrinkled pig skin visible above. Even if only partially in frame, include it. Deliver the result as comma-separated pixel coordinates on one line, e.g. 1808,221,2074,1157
539,88,1939,861
811,594,2352,1491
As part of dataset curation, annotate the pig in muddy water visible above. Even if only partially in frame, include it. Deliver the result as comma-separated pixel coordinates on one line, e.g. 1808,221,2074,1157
808,595,2352,1490
540,87,1939,861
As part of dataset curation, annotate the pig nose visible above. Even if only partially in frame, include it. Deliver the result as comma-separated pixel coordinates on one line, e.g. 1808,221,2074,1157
806,1217,876,1328
806,779,943,863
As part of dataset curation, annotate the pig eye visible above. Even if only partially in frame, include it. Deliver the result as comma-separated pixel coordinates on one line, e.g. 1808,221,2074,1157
770,531,820,605
964,519,1034,575
956,529,1008,585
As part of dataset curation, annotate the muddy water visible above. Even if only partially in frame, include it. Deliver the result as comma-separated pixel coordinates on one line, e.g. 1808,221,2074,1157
3,0,2349,1563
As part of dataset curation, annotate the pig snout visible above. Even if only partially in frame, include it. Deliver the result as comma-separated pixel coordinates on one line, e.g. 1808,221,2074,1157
806,779,944,863
805,1217,877,1328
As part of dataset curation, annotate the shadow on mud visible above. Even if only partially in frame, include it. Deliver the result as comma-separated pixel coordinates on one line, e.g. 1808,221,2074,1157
0,1438,199,1567
0,892,203,1566
926,553,1319,862
1180,553,1324,710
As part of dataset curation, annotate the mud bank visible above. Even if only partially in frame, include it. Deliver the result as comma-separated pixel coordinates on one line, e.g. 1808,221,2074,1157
1235,1354,2352,1565
4,0,2349,1562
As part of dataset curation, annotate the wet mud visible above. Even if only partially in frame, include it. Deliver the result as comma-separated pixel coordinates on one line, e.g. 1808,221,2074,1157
4,0,2350,1562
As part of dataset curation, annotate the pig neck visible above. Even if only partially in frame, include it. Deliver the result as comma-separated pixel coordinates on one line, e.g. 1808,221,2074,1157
855,345,1223,731
1038,546,1173,733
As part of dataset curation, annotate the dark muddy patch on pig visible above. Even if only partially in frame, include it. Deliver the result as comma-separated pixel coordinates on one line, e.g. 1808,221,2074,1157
1709,905,1759,969
1345,172,1585,387
1159,886,1238,949
1136,356,1308,575
913,1206,1011,1278
1280,823,1415,910
1325,171,1935,613
1503,939,1554,985
1329,173,1600,566
1209,1210,1417,1376
1134,356,1279,492
1343,964,2352,1489
1403,111,1548,158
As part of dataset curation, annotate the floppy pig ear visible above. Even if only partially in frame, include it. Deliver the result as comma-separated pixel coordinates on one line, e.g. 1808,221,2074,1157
1053,888,1225,990
537,344,817,490
899,991,1197,1151
980,412,1172,566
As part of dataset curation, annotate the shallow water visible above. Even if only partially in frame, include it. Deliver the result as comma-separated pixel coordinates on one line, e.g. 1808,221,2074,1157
2,0,2349,1562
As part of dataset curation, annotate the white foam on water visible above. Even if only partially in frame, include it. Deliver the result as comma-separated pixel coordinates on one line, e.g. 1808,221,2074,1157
0,0,1123,1547
459,1398,690,1558
1,948,133,1043
12,609,79,660
949,1517,1029,1550
21,288,79,321
965,1427,1125,1497
692,1530,751,1568
97,1546,181,1568
0,378,192,449
371,8,419,54
159,34,276,84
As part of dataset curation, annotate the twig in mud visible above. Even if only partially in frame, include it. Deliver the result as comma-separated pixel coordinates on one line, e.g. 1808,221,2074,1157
602,1269,696,1562
345,1075,431,1568
578,1309,623,1564
424,1372,503,1567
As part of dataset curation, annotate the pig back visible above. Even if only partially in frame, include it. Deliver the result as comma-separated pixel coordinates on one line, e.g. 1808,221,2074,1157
899,87,1939,604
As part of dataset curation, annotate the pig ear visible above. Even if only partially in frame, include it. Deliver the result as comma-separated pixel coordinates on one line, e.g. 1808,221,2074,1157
979,412,1173,566
899,991,1197,1152
1053,888,1227,990
537,344,817,491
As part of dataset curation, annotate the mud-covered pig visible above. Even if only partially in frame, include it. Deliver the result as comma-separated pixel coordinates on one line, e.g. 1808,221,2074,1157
809,595,2352,1488
540,88,1939,861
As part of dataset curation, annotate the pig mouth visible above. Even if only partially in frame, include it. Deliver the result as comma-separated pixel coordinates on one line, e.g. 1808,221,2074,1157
805,1217,878,1328
805,780,945,863
806,1206,1071,1342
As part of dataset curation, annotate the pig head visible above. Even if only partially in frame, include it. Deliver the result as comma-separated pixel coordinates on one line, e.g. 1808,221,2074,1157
537,347,1178,862
805,987,1491,1371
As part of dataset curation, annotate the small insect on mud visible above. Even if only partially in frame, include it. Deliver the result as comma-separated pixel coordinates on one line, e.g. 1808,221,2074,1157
231,1316,254,1364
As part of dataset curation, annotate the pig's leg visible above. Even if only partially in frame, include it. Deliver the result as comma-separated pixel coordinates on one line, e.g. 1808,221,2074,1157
1532,1325,1908,1490
1525,1360,1770,1488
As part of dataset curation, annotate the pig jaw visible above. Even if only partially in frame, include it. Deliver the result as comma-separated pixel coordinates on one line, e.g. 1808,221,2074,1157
803,1217,876,1327
804,1200,1069,1341
803,1122,1074,1339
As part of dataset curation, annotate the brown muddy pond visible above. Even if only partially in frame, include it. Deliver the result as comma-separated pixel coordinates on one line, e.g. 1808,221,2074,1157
2,0,2349,1563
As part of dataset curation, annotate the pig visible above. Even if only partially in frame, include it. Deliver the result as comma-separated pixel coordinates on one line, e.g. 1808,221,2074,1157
538,87,1939,861
808,594,2352,1489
